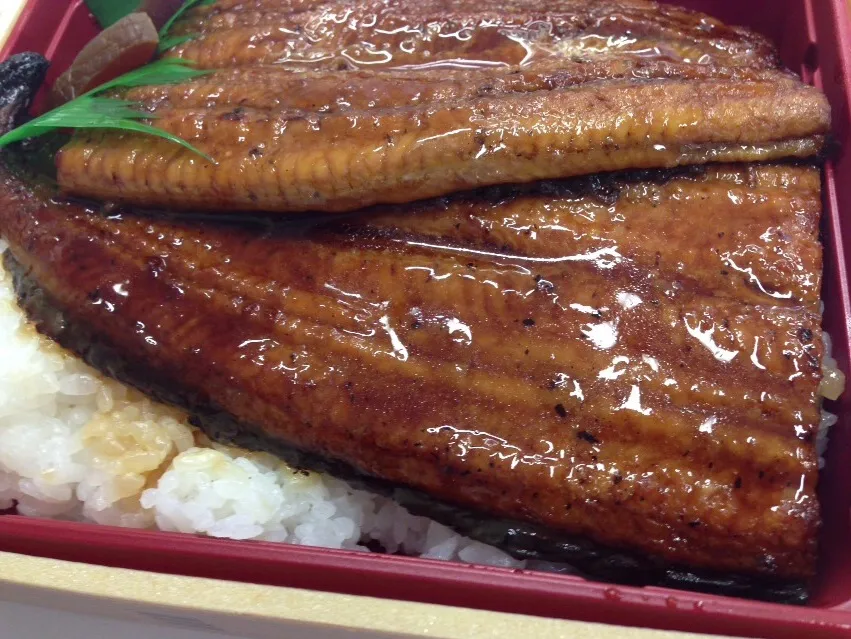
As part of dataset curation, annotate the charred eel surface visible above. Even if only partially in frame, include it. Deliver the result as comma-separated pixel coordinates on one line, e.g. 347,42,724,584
0,158,823,603
0,0,829,600
2,248,811,604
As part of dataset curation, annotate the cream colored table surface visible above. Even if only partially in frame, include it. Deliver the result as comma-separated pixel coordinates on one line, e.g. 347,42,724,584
0,0,25,46
0,1,753,637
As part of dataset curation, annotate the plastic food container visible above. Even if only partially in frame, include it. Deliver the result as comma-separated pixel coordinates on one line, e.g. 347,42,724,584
1,1,850,638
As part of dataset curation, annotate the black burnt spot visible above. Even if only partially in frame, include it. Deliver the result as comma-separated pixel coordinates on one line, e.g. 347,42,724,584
734,476,743,489
554,403,567,418
523,318,536,327
221,107,246,122
578,431,599,444
798,327,813,343
248,147,264,159
588,174,620,205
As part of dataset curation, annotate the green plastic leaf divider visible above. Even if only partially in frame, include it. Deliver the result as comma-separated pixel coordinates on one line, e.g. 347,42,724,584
84,0,217,37
157,0,217,52
84,0,143,28
158,33,196,52
0,59,215,162
159,0,217,38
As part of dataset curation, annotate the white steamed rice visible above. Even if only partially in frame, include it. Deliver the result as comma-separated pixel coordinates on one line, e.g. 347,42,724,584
0,236,842,567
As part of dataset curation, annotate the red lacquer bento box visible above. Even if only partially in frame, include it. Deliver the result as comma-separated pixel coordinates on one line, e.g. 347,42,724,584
1,1,851,638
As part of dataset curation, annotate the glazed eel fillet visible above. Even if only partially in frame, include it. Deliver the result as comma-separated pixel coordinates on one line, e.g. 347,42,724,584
0,46,826,602
53,0,830,213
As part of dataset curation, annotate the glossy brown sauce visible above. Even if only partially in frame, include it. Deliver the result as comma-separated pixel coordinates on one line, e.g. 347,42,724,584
54,0,828,213
0,0,832,599
171,0,778,70
0,163,822,581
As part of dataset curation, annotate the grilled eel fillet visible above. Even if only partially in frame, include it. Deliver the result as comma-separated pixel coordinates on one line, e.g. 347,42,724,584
0,54,825,604
169,0,781,70
53,0,830,213
1,161,824,602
